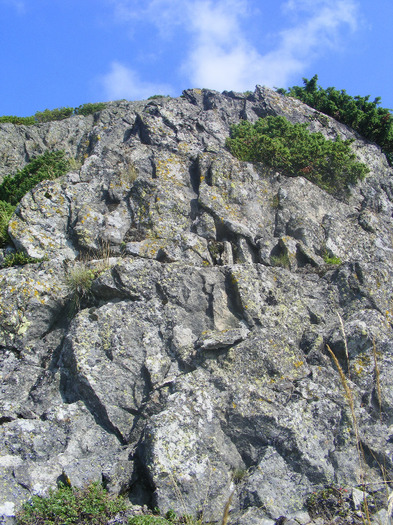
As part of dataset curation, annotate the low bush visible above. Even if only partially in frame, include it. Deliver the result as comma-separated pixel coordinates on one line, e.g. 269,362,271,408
0,150,70,205
34,107,74,123
0,102,107,126
0,200,16,245
16,482,127,525
226,115,369,194
74,102,107,116
0,251,45,268
0,115,36,125
277,75,393,165
147,95,171,100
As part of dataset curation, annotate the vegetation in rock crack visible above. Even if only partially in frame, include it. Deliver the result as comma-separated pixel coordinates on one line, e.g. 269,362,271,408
226,115,369,194
270,251,291,269
306,485,361,523
66,265,95,313
323,335,392,524
128,509,203,524
323,254,342,265
0,150,70,205
277,74,393,165
15,482,127,525
0,102,107,125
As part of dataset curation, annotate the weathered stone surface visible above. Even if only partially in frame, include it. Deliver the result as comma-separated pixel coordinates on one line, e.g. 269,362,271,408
1,87,393,524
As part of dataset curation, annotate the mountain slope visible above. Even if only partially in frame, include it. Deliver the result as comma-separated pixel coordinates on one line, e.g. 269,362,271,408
0,87,393,524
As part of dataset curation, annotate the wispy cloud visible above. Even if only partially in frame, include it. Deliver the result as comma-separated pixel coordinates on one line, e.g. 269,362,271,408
103,0,360,95
1,0,26,14
100,61,172,100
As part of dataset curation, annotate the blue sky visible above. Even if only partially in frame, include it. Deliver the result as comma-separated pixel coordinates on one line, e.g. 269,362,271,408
0,0,392,117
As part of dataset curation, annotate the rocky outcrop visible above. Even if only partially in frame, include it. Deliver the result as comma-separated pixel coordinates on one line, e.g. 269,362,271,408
1,87,393,524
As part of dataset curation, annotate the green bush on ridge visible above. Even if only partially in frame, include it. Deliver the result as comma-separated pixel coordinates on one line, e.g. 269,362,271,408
277,74,393,165
0,115,36,125
0,102,107,126
226,115,369,194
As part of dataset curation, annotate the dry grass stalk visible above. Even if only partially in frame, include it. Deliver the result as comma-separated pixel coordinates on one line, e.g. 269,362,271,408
167,469,205,525
372,338,382,422
326,344,371,523
221,491,234,525
327,345,359,445
337,312,351,379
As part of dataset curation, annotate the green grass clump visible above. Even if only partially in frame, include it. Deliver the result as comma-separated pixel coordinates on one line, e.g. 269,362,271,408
66,265,95,313
270,252,290,269
0,150,70,205
226,115,369,194
16,482,127,525
323,254,342,265
129,516,173,524
277,75,393,165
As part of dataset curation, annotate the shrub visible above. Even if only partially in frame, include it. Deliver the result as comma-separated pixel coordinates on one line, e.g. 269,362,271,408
0,116,36,125
277,75,393,165
226,115,369,194
0,102,107,126
0,200,16,246
34,107,74,123
1,251,45,268
147,95,171,100
16,482,127,525
74,102,107,116
0,150,70,205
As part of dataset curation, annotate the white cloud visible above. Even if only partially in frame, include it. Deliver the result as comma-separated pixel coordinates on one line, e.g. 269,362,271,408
105,0,360,94
100,61,172,100
183,0,359,91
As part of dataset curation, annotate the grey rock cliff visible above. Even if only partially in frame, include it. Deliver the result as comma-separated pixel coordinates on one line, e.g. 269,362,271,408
1,87,393,524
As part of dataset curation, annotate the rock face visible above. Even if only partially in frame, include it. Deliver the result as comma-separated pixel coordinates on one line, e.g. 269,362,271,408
1,87,393,523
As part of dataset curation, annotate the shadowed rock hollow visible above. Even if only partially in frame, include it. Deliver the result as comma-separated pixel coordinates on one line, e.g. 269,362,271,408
1,87,393,524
